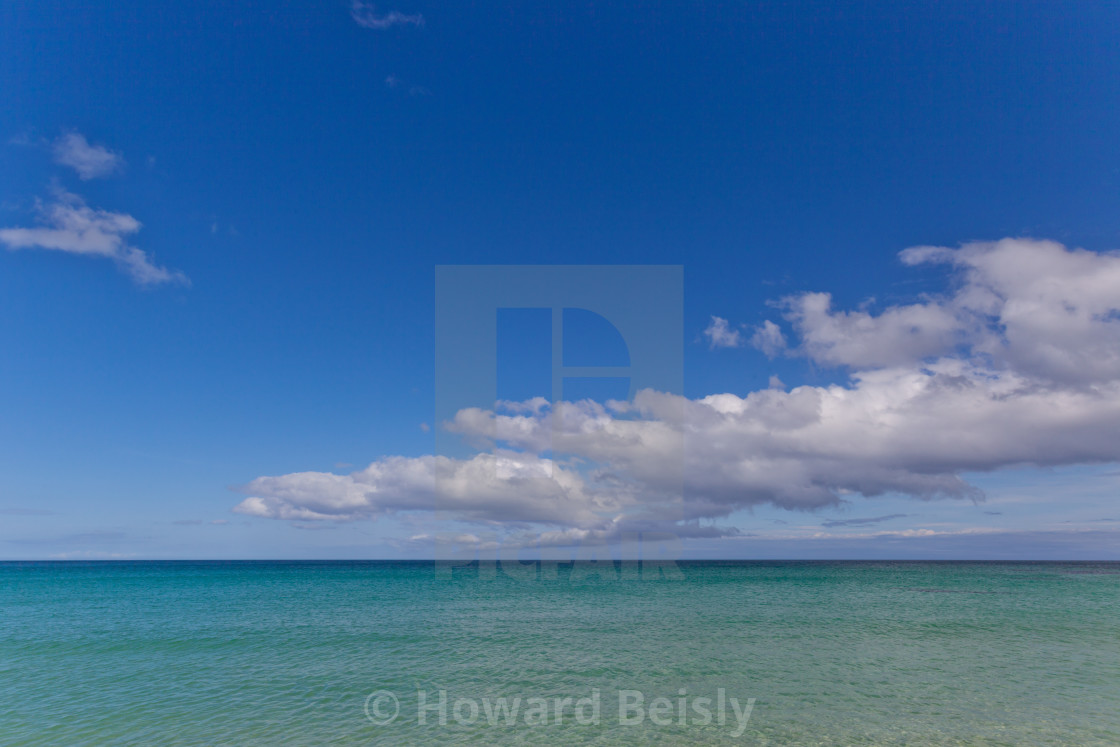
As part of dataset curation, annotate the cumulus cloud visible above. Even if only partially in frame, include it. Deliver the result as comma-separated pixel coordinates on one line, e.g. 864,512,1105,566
900,239,1120,385
753,238,1120,384
52,132,124,180
0,189,188,286
235,451,626,526
447,364,1120,512
351,1,423,29
703,316,744,348
235,239,1120,538
239,358,1120,531
750,320,787,356
777,291,961,367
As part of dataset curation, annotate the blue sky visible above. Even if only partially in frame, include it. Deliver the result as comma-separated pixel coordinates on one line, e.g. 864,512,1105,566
2,0,1120,559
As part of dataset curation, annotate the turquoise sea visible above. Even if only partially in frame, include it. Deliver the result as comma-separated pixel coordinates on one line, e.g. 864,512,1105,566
2,561,1119,745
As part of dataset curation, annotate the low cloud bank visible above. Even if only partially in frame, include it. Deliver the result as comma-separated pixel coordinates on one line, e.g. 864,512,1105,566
235,239,1120,538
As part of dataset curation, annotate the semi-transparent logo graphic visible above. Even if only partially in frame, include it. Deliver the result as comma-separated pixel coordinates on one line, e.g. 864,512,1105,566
434,266,683,577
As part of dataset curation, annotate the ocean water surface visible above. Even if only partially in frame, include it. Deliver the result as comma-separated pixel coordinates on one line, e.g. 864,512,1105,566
2,560,1118,745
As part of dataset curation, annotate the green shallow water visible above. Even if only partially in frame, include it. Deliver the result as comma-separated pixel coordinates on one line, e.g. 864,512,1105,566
2,561,1119,745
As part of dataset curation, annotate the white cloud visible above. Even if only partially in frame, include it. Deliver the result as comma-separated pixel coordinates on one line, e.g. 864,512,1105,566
776,291,961,367
351,1,423,29
703,315,744,348
52,132,124,180
235,239,1120,536
756,238,1120,384
234,451,625,526
750,320,787,356
446,364,1120,515
0,189,188,286
901,239,1120,385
